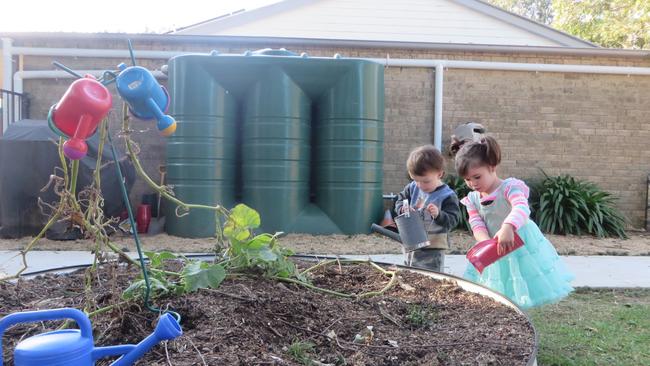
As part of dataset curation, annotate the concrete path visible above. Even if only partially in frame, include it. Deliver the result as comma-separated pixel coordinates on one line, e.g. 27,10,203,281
1,251,649,287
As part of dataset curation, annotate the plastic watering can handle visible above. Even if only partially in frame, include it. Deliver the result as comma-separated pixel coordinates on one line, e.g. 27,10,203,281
0,308,93,365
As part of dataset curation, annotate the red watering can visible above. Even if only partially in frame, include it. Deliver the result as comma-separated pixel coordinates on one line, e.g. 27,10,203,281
466,233,524,273
49,76,112,160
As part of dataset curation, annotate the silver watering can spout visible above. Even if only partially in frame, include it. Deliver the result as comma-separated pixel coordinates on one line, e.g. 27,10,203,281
0,308,182,366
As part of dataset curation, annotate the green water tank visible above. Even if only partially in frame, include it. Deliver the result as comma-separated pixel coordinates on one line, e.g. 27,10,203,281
315,63,385,233
165,50,384,237
242,68,311,233
164,58,237,237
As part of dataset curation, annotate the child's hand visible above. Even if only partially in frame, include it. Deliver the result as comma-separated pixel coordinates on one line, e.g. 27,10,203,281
495,224,515,255
400,205,414,214
426,203,439,219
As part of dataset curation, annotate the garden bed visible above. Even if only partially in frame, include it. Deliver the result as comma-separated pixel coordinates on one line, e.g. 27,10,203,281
0,261,535,365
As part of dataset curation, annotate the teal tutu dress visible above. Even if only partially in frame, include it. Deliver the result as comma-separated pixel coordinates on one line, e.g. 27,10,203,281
462,178,574,309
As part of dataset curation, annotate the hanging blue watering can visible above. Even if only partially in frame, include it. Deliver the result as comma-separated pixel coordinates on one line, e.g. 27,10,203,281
115,63,176,136
0,308,182,366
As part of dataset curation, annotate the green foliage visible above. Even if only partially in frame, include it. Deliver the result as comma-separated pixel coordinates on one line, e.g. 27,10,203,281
123,204,305,300
487,0,554,24
529,173,627,238
488,0,650,49
405,304,437,328
225,204,305,281
123,251,226,300
444,174,472,232
287,340,316,365
552,0,650,49
181,261,226,293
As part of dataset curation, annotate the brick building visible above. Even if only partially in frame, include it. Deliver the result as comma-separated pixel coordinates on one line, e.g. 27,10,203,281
2,0,650,229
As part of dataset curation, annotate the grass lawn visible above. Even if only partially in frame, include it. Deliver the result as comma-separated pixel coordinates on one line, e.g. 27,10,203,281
530,288,650,366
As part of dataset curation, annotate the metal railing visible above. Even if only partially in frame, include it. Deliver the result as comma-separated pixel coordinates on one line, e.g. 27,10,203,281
0,89,29,134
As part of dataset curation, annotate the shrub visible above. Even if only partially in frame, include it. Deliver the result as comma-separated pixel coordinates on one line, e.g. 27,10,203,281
444,174,472,232
529,173,627,238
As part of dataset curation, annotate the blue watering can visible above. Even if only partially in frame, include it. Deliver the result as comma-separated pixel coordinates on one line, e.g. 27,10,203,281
0,308,182,366
115,63,176,136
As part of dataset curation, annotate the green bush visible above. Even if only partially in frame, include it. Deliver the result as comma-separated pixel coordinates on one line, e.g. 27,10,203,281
444,174,472,232
529,173,627,238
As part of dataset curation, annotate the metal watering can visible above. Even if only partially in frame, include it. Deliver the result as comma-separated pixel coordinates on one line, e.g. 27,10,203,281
0,308,182,366
371,210,430,252
116,63,176,136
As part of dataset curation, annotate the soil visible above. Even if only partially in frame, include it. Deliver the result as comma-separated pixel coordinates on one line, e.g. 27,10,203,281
1,230,649,256
0,261,535,365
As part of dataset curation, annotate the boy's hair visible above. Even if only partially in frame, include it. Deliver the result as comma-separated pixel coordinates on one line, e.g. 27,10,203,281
406,145,445,176
455,136,501,177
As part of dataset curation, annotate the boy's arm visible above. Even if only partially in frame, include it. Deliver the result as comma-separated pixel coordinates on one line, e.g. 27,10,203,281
433,194,460,231
394,183,413,215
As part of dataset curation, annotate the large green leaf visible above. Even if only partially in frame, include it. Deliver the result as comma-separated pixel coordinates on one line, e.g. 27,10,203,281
223,204,261,241
182,261,226,292
144,251,177,269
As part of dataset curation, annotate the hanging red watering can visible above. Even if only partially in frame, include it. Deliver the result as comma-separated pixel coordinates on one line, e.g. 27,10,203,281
48,75,113,160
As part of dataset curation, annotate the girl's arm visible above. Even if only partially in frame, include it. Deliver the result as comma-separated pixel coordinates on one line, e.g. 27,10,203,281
503,180,531,230
495,179,531,253
461,196,491,242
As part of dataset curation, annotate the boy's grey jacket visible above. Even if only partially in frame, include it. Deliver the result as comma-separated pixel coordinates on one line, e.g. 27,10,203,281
395,182,461,237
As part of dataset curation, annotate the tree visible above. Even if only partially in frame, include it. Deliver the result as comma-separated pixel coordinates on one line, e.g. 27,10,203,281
552,0,650,49
488,0,650,49
487,0,554,24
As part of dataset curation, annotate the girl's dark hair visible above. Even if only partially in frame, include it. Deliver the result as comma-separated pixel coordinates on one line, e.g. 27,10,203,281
449,138,467,156
455,136,501,177
407,145,445,176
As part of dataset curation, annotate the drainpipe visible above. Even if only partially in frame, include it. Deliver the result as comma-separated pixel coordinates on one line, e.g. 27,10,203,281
434,64,443,150
10,46,181,60
2,38,13,134
367,58,650,75
13,70,167,97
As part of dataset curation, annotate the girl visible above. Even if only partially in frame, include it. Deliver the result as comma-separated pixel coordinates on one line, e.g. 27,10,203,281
455,137,574,309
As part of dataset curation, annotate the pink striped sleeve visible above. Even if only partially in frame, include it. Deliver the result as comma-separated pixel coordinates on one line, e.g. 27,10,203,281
503,179,531,230
460,196,489,236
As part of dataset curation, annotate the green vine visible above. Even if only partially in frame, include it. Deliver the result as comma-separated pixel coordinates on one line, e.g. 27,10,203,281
2,102,398,315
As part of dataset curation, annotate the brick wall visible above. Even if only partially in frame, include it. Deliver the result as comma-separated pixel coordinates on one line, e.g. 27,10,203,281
9,36,650,228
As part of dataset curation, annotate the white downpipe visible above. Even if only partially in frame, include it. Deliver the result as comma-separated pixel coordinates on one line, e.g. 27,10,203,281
367,58,650,76
2,38,13,134
13,70,167,97
434,64,443,151
11,47,181,60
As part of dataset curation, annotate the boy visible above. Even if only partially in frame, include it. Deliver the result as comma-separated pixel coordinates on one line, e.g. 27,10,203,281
395,145,460,271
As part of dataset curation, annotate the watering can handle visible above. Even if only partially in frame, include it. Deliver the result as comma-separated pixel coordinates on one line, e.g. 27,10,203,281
0,308,93,365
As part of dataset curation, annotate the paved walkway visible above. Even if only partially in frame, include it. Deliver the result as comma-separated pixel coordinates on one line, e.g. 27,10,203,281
1,251,649,287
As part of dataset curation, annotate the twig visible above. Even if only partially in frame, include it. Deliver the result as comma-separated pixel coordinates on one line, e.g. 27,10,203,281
378,305,401,327
186,336,208,366
266,322,283,338
164,340,173,366
202,288,257,302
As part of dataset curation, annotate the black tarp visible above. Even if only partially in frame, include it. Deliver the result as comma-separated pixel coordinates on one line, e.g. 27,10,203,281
0,120,135,238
